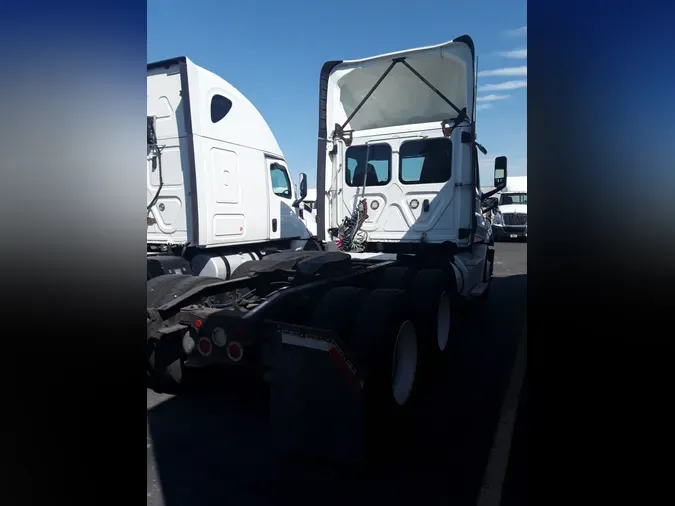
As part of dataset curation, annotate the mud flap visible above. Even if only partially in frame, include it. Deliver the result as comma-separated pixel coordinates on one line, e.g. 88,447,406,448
269,323,366,465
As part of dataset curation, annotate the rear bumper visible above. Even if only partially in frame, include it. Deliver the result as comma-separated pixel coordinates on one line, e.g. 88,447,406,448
492,224,527,240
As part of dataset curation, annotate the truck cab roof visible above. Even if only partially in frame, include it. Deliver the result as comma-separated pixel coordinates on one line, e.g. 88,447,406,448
147,56,284,158
323,36,475,134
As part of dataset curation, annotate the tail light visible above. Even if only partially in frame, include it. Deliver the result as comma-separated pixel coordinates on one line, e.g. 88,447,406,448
227,342,243,362
197,338,212,357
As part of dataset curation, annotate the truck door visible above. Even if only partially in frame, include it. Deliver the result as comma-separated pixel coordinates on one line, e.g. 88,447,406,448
266,158,294,240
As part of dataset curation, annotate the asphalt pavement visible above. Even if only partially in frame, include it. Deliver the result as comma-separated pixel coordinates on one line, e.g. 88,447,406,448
147,241,527,506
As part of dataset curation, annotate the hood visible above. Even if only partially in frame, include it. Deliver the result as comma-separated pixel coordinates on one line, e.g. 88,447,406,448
499,204,528,215
325,36,475,133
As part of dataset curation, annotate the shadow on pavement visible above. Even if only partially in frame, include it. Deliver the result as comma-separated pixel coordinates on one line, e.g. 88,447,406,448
147,273,527,506
501,366,528,506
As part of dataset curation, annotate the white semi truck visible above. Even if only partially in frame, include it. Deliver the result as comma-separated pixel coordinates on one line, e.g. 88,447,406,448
491,175,527,240
146,36,508,461
146,57,316,281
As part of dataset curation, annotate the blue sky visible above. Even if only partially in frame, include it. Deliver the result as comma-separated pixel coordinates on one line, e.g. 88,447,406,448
148,0,526,187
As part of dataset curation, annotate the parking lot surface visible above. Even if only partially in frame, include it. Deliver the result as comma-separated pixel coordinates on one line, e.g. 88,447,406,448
147,242,527,506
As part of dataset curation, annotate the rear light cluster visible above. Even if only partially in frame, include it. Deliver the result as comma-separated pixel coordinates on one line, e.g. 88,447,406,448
189,321,245,363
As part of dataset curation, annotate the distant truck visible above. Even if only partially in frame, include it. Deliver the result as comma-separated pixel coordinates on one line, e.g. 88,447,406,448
299,188,318,236
491,175,527,240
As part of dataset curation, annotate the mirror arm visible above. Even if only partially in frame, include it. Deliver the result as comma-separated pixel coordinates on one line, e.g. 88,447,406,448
481,187,501,201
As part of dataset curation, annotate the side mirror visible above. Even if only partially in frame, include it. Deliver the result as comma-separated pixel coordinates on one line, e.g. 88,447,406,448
494,156,507,190
292,172,308,209
299,172,308,199
481,156,508,202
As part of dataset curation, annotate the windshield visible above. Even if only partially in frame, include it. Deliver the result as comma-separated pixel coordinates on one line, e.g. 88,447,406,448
500,193,527,205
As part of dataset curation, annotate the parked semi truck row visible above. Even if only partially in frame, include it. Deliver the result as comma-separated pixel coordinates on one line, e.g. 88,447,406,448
146,35,509,461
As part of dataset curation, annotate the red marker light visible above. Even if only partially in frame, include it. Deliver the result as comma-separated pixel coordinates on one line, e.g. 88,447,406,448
194,319,202,329
227,342,243,362
197,338,212,356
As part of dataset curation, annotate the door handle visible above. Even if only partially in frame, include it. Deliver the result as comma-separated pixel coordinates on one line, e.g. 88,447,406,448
272,218,278,232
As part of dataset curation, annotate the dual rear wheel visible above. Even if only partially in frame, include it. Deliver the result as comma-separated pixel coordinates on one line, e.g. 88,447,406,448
311,266,458,410
310,267,457,464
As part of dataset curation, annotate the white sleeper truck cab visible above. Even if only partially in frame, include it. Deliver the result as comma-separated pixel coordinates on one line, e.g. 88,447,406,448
316,36,507,295
146,57,315,280
491,175,527,241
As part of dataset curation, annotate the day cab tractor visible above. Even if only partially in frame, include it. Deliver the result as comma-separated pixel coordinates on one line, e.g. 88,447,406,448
146,35,508,462
491,175,527,241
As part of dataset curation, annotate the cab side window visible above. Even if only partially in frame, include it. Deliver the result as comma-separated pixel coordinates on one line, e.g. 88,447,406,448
270,163,292,199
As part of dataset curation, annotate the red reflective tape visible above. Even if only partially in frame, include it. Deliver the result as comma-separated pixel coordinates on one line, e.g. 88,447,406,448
328,344,363,392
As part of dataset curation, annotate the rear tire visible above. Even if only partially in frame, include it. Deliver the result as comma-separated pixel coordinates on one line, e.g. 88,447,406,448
370,266,415,289
409,269,456,383
311,286,370,339
349,289,419,466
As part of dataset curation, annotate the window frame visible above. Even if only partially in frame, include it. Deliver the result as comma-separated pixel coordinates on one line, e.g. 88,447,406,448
345,143,392,188
398,137,453,185
269,162,293,200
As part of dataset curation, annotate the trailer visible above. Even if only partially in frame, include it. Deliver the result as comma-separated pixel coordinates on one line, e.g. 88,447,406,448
146,35,508,463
